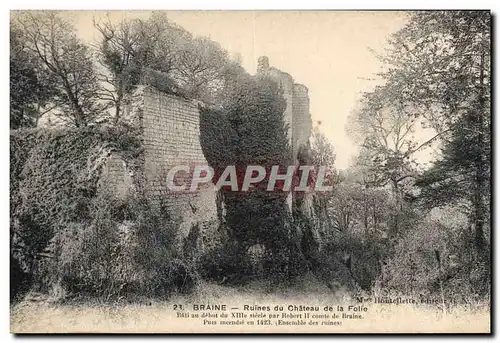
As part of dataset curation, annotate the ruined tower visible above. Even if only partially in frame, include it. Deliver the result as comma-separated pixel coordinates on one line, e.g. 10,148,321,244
256,56,313,162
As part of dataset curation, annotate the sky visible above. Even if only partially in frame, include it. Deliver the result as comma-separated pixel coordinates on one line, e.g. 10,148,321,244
64,10,410,169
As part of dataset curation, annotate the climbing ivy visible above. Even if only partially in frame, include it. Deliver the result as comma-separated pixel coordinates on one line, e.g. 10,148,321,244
198,74,306,283
10,123,142,279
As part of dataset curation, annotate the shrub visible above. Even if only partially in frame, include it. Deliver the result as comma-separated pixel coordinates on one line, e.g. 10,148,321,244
40,192,141,300
197,241,253,285
324,231,391,291
10,124,142,292
376,214,490,303
34,189,199,300
10,253,31,302
128,194,198,297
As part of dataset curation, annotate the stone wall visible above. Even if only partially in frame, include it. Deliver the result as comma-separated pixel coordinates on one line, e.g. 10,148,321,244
140,87,218,242
292,83,313,160
100,153,134,200
106,85,219,249
104,61,314,251
141,86,219,244
140,87,207,194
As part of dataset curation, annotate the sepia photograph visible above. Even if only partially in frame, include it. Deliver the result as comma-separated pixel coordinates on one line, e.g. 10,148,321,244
8,9,491,334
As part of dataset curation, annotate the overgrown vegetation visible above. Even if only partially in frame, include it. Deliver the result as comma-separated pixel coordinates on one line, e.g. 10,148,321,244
340,11,491,301
199,73,310,286
10,10,491,306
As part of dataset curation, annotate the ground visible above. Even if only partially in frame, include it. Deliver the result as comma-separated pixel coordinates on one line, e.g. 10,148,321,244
10,282,490,334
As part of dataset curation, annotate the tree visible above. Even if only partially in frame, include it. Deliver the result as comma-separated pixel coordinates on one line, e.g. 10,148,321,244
94,11,240,123
328,183,361,233
347,88,421,197
377,11,490,134
10,23,58,128
346,87,423,236
94,12,189,123
173,36,231,100
310,126,336,171
307,126,338,238
16,11,107,127
348,11,490,246
375,11,491,257
417,109,491,257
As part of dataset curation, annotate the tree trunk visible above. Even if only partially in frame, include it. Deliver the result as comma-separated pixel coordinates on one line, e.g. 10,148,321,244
472,48,488,259
61,76,86,127
114,102,121,125
390,179,402,237
114,82,124,125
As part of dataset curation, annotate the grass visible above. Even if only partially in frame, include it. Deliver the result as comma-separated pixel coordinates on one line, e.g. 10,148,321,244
10,281,490,334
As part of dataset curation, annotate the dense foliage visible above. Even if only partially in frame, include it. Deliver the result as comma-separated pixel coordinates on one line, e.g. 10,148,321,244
343,11,491,300
10,124,142,297
199,73,309,284
10,11,491,306
11,11,244,127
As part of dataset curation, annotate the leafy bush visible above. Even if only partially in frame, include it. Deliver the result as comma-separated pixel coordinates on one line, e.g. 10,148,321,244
10,124,141,294
10,253,31,302
33,190,198,300
197,241,253,285
320,230,390,291
12,128,105,281
40,192,140,299
376,214,490,303
127,194,198,297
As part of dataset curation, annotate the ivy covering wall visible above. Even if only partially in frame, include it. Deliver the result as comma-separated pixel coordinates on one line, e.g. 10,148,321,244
10,124,142,285
199,74,309,283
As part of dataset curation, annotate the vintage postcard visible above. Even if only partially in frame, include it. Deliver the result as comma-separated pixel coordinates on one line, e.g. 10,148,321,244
9,10,491,334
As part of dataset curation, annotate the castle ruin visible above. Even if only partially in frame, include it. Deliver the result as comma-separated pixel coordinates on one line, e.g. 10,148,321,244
101,57,315,250
256,56,312,163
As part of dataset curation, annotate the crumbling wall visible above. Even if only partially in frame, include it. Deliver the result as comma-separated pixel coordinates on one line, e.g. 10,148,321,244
98,62,353,287
105,85,219,250
140,87,207,193
140,86,218,243
292,83,313,160
104,61,315,252
256,57,329,253
99,153,134,200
